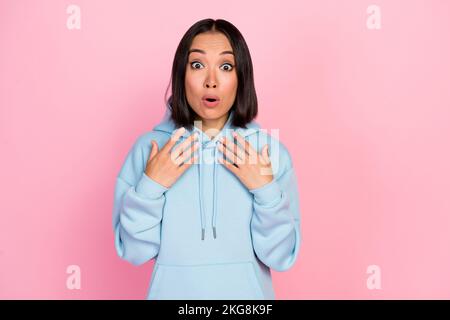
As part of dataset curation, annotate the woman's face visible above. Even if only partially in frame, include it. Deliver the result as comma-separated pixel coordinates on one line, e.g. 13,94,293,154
185,31,238,122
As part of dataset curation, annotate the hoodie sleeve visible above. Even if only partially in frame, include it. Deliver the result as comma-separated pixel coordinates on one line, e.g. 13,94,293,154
248,146,301,272
112,136,169,266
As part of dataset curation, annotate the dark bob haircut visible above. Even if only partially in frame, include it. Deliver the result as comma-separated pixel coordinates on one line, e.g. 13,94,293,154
164,18,258,130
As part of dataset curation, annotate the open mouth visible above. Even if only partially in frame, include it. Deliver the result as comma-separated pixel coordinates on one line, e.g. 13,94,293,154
202,97,220,108
202,95,220,103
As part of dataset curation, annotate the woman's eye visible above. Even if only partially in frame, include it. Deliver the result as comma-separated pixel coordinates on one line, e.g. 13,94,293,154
191,61,203,69
190,61,234,71
221,63,234,71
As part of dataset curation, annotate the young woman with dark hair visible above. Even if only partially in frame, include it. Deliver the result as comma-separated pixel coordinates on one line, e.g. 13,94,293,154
113,18,302,300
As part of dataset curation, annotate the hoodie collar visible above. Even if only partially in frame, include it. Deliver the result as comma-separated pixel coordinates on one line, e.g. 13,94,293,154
153,106,261,139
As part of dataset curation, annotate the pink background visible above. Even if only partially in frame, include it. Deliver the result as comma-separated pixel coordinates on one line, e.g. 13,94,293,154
1,0,449,299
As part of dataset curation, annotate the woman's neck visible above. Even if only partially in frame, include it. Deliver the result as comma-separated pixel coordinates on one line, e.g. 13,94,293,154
194,112,229,139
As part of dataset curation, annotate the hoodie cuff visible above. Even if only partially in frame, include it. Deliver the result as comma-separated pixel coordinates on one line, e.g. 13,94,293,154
249,179,282,206
135,173,169,199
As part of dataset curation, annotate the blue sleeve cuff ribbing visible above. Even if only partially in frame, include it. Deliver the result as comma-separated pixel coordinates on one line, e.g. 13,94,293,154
248,178,282,206
135,173,169,199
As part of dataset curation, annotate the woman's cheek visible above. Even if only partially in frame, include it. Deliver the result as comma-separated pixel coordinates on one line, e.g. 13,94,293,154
225,75,238,97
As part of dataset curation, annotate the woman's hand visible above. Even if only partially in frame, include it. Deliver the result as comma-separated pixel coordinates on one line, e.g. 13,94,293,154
145,127,199,188
217,131,274,190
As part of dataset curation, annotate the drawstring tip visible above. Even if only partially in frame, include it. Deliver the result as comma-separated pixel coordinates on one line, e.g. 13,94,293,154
213,227,217,239
201,228,205,241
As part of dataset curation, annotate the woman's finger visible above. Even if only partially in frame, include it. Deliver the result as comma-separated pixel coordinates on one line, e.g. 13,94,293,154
174,141,200,166
162,127,186,154
181,154,199,168
149,140,158,161
260,144,271,165
171,131,198,159
221,137,246,163
218,156,239,173
218,140,241,165
232,131,258,161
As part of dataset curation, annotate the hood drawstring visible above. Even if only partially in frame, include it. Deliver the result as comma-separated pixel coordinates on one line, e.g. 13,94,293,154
198,137,221,241
212,141,219,239
198,145,206,240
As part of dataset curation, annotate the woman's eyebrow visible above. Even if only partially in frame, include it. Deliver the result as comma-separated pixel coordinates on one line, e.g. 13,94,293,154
188,49,234,56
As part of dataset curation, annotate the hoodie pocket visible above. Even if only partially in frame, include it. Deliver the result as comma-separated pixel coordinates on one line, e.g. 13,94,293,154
147,262,264,300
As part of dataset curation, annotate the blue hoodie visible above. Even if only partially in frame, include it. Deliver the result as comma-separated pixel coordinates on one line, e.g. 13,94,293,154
112,108,302,300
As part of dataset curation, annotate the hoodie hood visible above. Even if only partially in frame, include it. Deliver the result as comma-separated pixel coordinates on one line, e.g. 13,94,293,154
152,106,261,240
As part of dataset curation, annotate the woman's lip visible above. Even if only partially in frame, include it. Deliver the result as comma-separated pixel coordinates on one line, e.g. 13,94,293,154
202,99,220,108
202,95,220,101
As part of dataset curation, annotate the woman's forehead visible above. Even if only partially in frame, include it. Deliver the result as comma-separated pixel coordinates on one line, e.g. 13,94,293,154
190,32,233,53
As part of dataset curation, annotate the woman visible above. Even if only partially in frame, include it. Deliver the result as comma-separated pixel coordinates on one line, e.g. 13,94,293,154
112,18,301,300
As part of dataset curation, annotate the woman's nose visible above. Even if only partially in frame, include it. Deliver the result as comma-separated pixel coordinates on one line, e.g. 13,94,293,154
205,71,217,88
